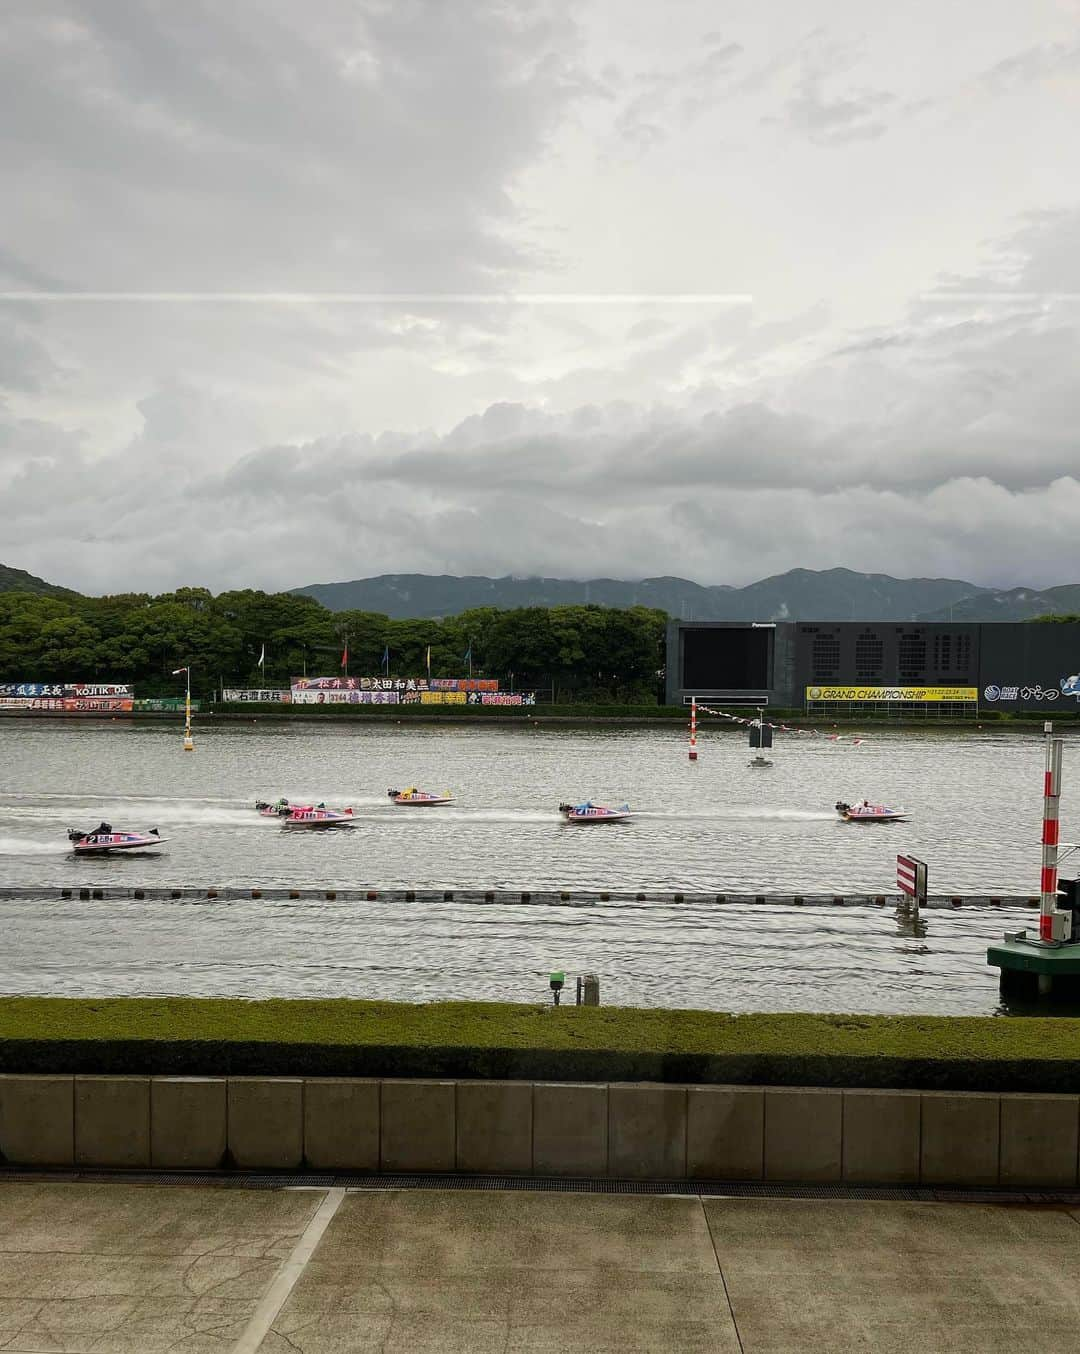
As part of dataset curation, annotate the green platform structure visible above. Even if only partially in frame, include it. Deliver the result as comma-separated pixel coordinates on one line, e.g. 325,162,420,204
988,932,1080,1000
986,725,1080,1001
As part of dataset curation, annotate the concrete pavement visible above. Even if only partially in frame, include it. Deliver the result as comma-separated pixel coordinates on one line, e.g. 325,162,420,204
2,1180,1080,1351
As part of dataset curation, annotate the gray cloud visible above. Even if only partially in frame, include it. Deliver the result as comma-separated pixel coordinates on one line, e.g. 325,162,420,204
779,75,894,143
8,261,1079,593
3,1,1080,596
2,0,589,292
979,40,1080,95
609,37,744,154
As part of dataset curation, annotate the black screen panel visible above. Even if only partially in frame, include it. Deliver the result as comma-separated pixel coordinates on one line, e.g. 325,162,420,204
683,628,771,690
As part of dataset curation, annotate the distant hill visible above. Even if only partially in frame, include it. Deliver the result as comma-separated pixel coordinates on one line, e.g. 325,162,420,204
0,563,79,599
293,568,995,621
917,584,1080,623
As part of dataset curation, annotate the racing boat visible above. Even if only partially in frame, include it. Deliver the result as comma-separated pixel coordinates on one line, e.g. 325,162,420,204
67,826,166,854
387,788,455,806
281,806,356,829
558,801,632,823
255,798,301,817
835,800,909,823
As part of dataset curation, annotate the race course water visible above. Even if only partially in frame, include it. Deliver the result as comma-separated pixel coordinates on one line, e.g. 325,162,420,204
0,718,1072,1014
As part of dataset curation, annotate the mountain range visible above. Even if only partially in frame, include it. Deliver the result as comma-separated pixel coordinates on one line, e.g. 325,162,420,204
4,561,1080,623
294,568,1080,622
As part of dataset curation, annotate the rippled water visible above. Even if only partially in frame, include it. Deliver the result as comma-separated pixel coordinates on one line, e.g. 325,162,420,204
0,718,1074,1013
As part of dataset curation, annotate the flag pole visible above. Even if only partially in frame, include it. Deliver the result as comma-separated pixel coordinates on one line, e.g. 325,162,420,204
172,666,194,751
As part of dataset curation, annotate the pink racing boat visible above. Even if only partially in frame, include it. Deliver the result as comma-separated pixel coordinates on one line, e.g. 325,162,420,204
835,800,909,823
281,806,356,829
387,787,455,806
559,801,632,824
67,825,167,854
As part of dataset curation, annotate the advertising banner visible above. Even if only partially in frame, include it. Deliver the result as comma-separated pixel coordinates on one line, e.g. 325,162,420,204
0,695,134,712
466,692,536,705
292,676,500,694
291,689,399,704
805,686,979,703
64,697,135,712
419,691,468,705
981,682,1074,705
133,698,202,712
292,676,364,690
431,678,499,692
221,689,291,703
0,682,132,697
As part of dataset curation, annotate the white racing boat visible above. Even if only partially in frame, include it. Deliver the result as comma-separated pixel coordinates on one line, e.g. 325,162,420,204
67,825,166,854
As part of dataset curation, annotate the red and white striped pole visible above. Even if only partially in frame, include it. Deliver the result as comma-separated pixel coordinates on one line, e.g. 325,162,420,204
1039,723,1064,942
689,696,698,761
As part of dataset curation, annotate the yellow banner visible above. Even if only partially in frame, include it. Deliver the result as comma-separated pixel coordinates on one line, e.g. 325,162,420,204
420,690,467,704
806,685,979,702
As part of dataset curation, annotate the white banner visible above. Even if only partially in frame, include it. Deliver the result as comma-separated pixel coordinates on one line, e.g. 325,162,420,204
221,688,292,703
291,689,399,704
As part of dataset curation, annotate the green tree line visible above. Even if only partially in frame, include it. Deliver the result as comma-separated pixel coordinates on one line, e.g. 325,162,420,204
0,588,667,702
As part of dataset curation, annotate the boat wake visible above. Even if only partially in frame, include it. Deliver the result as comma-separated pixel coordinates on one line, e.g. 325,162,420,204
637,807,837,822
0,803,263,829
0,836,64,856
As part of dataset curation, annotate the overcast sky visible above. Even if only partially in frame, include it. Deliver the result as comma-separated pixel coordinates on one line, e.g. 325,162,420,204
2,0,1079,594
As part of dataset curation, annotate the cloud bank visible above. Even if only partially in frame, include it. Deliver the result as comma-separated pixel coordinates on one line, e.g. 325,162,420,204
2,1,1079,594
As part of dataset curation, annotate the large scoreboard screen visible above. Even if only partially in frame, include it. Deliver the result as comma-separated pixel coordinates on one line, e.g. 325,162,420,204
682,627,771,691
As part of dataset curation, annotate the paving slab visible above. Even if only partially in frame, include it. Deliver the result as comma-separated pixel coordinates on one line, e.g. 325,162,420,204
272,1190,737,1353
0,1181,322,1353
0,1181,320,1258
705,1196,1080,1353
4,1180,1080,1353
308,1188,718,1274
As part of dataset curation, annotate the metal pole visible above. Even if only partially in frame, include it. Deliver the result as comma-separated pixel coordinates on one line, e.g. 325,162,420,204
1040,723,1063,942
689,696,698,761
183,667,194,751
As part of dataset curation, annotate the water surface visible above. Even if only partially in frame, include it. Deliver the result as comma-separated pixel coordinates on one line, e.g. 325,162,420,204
0,719,1067,1013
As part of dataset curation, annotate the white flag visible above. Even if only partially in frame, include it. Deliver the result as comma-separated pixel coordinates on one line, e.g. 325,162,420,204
257,644,265,668
171,667,187,675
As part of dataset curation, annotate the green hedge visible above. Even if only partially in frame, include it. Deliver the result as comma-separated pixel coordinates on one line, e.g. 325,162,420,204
3,998,1080,1091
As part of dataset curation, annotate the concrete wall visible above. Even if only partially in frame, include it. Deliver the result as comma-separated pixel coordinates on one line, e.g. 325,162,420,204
2,1075,1078,1187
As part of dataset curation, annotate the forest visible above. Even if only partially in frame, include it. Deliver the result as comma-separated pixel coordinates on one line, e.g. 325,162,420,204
0,587,668,702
